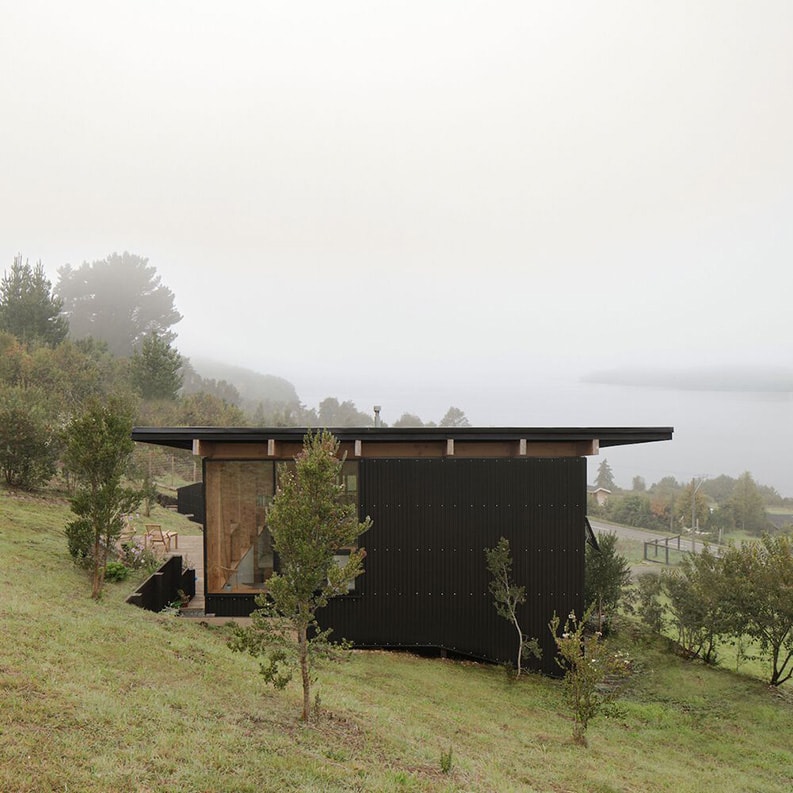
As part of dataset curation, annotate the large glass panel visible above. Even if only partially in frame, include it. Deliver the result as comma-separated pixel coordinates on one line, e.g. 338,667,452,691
205,460,275,593
205,458,361,595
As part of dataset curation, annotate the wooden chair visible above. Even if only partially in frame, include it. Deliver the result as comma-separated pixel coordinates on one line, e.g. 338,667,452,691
144,523,178,553
117,515,136,549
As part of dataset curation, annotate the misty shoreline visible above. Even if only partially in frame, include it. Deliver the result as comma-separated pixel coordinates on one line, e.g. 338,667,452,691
582,367,793,394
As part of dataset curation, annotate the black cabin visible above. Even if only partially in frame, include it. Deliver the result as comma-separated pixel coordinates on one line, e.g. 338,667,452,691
132,426,672,673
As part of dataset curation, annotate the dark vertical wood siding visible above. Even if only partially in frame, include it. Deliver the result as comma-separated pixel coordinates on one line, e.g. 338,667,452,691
177,482,205,525
319,457,585,673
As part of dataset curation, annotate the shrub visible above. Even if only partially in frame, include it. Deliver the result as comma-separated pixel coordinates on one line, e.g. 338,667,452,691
0,390,59,490
550,610,632,746
65,518,96,566
104,561,130,582
440,746,453,774
663,546,727,664
119,542,159,573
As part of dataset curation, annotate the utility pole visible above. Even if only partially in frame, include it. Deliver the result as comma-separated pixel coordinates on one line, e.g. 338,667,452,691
690,476,706,552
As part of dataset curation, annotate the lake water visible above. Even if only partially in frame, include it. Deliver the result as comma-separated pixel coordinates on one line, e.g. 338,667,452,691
477,380,793,497
329,374,793,497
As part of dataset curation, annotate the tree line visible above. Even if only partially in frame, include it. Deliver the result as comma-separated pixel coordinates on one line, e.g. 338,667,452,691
0,253,470,492
582,522,793,689
590,458,789,537
635,537,793,686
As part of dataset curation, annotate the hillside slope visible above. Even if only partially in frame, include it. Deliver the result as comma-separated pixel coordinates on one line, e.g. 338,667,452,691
1,489,792,792
189,357,300,408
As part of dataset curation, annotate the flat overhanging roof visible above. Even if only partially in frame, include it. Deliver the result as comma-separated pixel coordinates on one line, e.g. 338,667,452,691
131,426,673,452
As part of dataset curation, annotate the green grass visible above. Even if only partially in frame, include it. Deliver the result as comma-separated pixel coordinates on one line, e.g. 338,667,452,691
1,487,792,792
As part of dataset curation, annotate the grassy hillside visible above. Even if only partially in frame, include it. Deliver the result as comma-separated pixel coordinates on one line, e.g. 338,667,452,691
1,489,792,792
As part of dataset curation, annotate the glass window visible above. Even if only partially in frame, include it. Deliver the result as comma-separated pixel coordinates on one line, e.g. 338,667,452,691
205,460,275,594
332,549,357,593
205,458,361,595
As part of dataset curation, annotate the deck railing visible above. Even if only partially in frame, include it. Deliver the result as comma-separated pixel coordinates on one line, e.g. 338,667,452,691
126,555,196,612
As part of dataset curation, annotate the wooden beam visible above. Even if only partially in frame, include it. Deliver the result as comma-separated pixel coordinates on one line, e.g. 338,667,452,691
194,438,603,460
577,439,600,456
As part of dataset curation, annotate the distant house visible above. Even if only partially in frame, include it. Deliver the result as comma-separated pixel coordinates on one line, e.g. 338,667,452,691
588,486,612,507
132,426,672,673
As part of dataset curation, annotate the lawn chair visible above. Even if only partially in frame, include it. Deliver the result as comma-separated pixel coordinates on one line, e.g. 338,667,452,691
144,523,178,553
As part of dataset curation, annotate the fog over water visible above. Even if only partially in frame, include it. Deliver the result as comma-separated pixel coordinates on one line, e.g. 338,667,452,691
290,369,793,496
2,2,792,494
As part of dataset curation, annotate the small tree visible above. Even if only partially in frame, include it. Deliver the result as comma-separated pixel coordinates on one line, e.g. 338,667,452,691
663,546,727,664
721,534,793,686
635,572,664,634
229,430,371,720
63,398,141,598
584,531,631,632
728,472,768,535
315,397,374,427
392,412,425,428
129,332,183,400
484,537,541,676
675,479,710,531
550,610,631,746
439,406,470,427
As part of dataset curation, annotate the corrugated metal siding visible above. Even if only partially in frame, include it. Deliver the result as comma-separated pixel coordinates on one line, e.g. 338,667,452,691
207,594,257,617
177,482,205,525
320,457,585,673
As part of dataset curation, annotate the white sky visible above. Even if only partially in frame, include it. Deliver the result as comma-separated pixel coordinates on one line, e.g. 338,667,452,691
2,1,792,485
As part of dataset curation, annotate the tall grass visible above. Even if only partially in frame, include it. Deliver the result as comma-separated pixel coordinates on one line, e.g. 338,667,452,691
1,488,792,792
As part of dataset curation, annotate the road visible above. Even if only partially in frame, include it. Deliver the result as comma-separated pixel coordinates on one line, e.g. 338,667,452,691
588,518,711,556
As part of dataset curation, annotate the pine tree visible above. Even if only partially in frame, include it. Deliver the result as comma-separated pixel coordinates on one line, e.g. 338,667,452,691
439,406,470,427
130,333,183,400
0,256,68,347
595,459,616,490
728,471,768,534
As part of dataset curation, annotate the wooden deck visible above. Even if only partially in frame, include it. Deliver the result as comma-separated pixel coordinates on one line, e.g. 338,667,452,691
167,534,205,613
163,532,251,623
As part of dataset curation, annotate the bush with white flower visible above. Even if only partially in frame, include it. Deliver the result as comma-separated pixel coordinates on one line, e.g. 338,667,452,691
549,609,633,746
